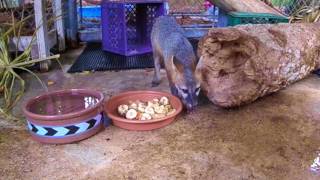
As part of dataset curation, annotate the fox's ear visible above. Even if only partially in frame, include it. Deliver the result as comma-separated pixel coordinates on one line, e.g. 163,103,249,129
171,56,184,73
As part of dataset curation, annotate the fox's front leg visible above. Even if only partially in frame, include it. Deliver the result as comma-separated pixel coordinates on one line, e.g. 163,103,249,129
152,51,161,87
166,69,179,97
169,82,179,97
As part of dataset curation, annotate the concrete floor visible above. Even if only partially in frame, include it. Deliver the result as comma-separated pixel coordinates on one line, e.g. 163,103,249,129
1,46,320,180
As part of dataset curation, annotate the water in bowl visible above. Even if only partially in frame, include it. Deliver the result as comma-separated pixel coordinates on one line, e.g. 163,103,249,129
29,93,99,116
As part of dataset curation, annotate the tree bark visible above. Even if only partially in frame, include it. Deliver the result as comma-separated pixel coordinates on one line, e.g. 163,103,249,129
197,23,320,107
210,0,284,16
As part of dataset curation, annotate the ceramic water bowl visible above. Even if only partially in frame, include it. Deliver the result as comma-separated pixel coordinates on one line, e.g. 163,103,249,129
105,91,183,131
23,89,104,144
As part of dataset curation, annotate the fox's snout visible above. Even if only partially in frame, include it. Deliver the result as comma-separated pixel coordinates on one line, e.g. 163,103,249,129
173,86,200,111
185,92,199,111
186,100,198,112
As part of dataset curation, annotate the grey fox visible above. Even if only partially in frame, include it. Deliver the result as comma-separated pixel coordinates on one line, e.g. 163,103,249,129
151,16,201,111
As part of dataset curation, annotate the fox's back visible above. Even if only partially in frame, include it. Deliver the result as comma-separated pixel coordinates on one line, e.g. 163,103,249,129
151,16,184,41
151,16,195,66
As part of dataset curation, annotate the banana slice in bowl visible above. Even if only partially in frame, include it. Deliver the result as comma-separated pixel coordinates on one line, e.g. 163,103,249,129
126,109,138,120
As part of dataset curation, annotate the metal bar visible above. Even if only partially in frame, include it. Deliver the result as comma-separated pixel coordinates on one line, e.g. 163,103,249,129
171,14,217,17
181,24,215,28
80,0,83,25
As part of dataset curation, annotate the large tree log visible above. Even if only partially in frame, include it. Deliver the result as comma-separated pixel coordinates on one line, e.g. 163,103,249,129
197,23,320,107
210,0,284,16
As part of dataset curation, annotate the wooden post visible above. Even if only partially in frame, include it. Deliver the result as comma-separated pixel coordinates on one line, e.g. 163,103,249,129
67,0,78,48
217,9,228,27
34,0,51,71
53,0,66,51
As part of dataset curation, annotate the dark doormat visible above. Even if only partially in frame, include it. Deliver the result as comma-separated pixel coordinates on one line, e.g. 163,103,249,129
68,43,154,73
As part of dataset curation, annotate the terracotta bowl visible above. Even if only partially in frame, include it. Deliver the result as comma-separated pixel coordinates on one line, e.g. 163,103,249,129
105,91,183,131
23,89,104,144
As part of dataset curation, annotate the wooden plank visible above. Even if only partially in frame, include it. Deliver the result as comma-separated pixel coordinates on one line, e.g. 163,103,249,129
210,0,284,16
53,0,66,51
34,0,50,58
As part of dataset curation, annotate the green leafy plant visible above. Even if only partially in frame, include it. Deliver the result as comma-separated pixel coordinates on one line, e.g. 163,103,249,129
0,8,60,117
290,5,320,22
270,0,295,7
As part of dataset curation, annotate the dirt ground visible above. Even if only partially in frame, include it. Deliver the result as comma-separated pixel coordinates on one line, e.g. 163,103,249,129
1,46,320,180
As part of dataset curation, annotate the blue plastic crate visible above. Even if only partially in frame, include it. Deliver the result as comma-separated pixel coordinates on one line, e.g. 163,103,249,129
101,0,166,56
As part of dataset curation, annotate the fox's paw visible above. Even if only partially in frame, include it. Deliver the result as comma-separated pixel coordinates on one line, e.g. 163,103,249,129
170,86,179,97
152,80,160,87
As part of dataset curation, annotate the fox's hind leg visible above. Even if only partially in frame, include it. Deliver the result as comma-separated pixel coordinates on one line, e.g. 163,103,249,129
152,50,162,87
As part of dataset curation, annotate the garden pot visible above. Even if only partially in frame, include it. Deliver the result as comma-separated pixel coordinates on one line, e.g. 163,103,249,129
23,89,104,144
105,91,183,131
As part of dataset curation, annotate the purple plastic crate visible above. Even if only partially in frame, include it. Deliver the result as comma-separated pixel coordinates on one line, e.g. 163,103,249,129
102,0,165,56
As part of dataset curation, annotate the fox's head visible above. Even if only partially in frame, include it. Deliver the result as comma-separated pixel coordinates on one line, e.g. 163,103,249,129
169,56,202,111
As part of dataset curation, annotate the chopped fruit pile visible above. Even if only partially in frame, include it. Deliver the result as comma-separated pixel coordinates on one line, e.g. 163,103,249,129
117,97,176,121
